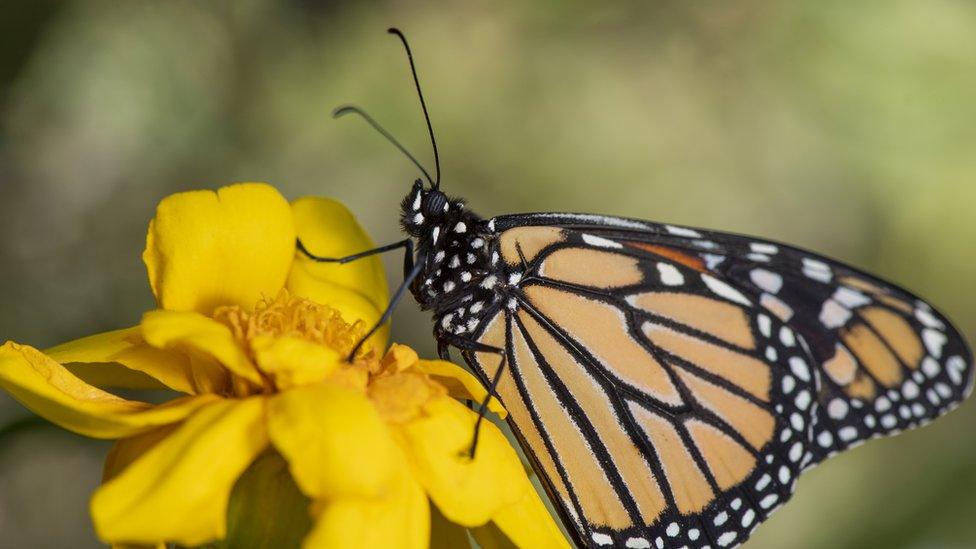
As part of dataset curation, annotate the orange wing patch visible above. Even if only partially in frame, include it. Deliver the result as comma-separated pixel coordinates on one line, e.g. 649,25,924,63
518,311,667,523
539,247,644,289
841,324,903,388
685,419,757,491
643,323,771,401
499,226,565,266
473,313,576,521
509,316,634,529
627,401,715,514
628,292,755,350
625,242,706,272
859,307,923,368
674,367,775,451
822,343,858,386
525,285,684,406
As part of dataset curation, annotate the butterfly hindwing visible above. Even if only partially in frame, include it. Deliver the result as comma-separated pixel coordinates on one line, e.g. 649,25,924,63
463,215,972,548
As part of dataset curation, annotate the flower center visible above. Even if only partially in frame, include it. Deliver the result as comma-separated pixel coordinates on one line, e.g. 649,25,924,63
214,290,369,361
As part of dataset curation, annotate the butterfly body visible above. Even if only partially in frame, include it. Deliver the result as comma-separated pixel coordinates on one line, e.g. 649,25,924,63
402,181,500,336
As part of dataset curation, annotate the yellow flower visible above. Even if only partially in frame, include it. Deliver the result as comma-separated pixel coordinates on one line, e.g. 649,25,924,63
0,183,567,548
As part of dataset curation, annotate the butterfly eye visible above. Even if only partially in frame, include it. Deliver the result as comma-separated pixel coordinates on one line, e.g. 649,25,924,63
423,190,449,218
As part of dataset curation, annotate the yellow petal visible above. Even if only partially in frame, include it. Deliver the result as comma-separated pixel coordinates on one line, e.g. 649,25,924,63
103,425,179,482
303,463,429,549
398,396,525,526
266,383,399,500
251,335,341,390
141,310,261,387
0,342,219,438
91,397,267,546
369,371,446,424
143,182,295,315
46,327,195,393
382,343,420,373
286,197,389,350
415,359,507,419
481,475,571,549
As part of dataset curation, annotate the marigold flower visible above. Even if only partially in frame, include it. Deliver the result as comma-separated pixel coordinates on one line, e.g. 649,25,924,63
0,183,568,548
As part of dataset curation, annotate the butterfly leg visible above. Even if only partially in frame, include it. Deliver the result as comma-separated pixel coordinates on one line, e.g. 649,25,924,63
437,332,508,458
347,257,423,361
298,237,422,361
296,237,412,264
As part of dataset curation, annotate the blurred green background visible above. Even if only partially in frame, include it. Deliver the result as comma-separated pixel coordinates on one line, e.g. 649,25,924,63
1,1,974,547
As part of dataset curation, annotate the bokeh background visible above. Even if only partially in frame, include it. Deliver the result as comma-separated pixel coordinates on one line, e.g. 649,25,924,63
1,1,975,547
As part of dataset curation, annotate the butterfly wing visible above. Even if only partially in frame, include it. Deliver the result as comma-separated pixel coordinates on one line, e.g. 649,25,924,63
464,215,972,549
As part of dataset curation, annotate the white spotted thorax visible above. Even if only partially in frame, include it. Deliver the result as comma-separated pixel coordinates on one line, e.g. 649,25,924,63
402,181,506,337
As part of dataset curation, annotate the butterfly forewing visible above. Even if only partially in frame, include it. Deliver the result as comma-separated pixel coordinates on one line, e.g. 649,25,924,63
461,216,972,548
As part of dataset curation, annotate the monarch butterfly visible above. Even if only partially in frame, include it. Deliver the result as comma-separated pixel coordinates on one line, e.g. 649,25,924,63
301,29,974,548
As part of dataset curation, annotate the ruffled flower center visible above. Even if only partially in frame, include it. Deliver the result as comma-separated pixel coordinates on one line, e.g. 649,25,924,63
208,291,446,413
214,290,369,361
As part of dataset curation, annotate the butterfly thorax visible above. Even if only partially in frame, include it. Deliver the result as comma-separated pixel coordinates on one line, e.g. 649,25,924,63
401,181,502,337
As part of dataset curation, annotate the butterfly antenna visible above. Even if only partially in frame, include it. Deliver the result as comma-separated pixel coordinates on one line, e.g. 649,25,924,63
388,27,441,189
333,105,434,186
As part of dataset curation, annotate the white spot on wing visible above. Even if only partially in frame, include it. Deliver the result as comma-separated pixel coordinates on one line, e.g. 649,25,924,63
751,242,779,254
802,257,832,282
703,253,726,269
581,234,622,249
750,268,783,294
665,224,702,238
915,308,944,329
701,274,752,306
922,329,947,358
819,299,852,328
834,287,870,308
717,531,737,547
657,263,684,286
790,356,811,381
592,533,613,546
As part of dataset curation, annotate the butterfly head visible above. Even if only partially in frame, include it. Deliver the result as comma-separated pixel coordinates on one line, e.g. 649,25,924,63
400,179,465,238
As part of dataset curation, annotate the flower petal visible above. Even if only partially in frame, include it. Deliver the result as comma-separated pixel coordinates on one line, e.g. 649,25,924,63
303,464,429,549
398,396,526,526
143,183,295,315
46,327,195,393
414,359,507,419
286,197,389,350
251,335,341,390
141,310,261,387
266,383,399,500
91,397,267,546
477,476,571,549
0,342,219,438
103,425,180,482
